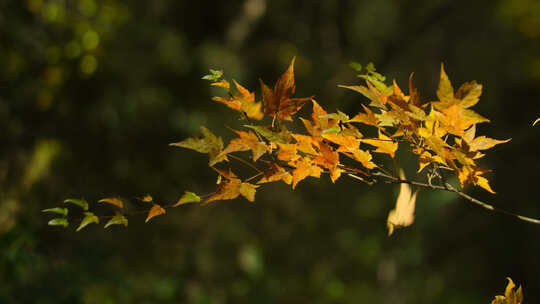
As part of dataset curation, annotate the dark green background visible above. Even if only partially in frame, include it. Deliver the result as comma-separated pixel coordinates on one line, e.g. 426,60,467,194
1,0,539,303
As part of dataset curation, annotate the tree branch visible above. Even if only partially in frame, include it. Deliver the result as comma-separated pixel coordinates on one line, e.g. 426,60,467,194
367,171,540,225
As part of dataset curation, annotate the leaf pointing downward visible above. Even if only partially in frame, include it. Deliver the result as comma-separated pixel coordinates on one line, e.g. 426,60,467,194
145,204,166,223
387,170,418,236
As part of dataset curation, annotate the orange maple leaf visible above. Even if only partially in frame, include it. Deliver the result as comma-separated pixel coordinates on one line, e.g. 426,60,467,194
259,57,312,121
145,204,166,223
220,130,268,161
291,157,323,189
313,142,341,182
212,80,263,120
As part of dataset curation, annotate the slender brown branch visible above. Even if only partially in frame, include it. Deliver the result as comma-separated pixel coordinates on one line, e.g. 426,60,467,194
367,171,540,225
228,154,262,173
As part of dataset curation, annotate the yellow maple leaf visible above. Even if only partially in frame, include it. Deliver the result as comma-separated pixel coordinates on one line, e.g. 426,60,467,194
491,278,523,304
362,130,398,158
387,170,418,236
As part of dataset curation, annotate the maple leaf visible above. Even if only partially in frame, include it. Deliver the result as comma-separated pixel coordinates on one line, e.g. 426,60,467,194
362,131,398,158
258,163,292,185
170,126,227,166
173,191,201,207
104,212,128,228
98,197,124,208
212,80,263,120
291,157,323,189
348,104,380,127
220,130,268,162
291,133,319,155
244,124,291,144
145,204,166,223
457,165,495,193
387,170,418,236
322,133,376,170
300,99,339,141
277,143,299,162
491,278,523,304
206,168,259,203
260,57,312,120
313,142,342,182
416,150,446,173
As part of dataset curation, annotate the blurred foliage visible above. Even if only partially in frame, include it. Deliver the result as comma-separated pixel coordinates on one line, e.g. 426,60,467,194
1,0,540,303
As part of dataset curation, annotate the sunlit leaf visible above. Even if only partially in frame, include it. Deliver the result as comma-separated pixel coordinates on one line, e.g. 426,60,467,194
42,207,68,216
491,278,523,304
98,197,124,208
103,213,128,228
220,130,268,161
76,212,99,232
173,191,201,207
362,131,398,157
387,170,418,236
202,69,223,81
48,218,68,228
141,194,153,203
64,198,89,211
145,204,166,223
170,126,227,166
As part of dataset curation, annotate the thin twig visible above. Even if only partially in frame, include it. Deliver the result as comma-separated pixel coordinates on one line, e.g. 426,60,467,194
368,171,540,225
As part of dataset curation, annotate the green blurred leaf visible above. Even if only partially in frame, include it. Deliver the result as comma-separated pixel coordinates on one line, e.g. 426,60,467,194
48,218,68,228
76,212,99,232
64,198,89,210
104,212,128,228
42,207,68,216
349,61,362,72
320,110,349,122
202,69,223,81
173,191,201,207
322,125,341,134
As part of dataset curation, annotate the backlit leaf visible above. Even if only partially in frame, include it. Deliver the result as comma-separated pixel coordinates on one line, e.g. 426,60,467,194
220,130,268,161
173,191,201,207
170,126,227,166
145,204,166,223
48,218,68,228
491,278,523,304
104,212,128,228
98,197,124,208
64,198,89,211
387,170,418,236
436,63,454,104
42,207,68,216
362,131,398,158
76,212,99,232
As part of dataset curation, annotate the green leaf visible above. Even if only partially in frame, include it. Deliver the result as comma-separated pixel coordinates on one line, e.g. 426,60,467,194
170,126,227,166
202,69,223,81
42,207,68,216
104,213,128,228
319,110,349,122
64,198,89,211
48,218,68,228
173,191,201,207
244,125,291,144
76,212,99,232
348,61,362,72
322,125,341,134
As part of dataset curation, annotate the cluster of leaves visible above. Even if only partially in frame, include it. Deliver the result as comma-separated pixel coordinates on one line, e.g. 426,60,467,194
46,57,510,234
42,193,200,231
172,58,509,235
491,278,523,304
